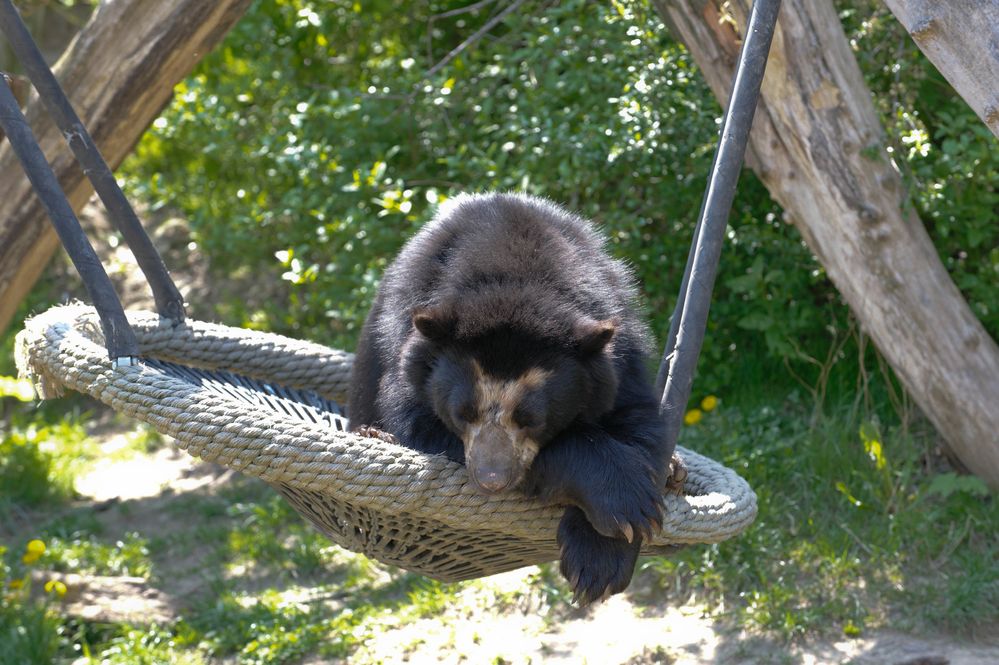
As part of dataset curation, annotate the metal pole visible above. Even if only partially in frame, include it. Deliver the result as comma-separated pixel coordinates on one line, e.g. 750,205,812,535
655,197,705,397
0,74,138,363
0,0,185,323
657,0,782,448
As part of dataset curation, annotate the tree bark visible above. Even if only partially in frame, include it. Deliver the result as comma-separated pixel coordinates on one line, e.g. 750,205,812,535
0,0,251,337
882,0,999,140
652,0,999,488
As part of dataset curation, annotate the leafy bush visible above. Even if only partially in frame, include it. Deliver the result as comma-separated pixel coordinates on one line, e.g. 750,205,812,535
123,0,832,394
122,0,996,398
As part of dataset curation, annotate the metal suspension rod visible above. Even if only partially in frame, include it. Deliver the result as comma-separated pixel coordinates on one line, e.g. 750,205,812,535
655,190,706,397
0,0,185,323
0,74,138,363
657,0,782,448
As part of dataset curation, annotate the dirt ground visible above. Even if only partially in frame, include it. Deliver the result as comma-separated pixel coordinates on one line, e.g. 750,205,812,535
56,437,997,665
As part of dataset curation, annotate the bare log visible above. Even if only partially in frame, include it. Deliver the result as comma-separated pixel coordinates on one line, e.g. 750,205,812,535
653,0,999,487
882,0,999,140
0,0,252,336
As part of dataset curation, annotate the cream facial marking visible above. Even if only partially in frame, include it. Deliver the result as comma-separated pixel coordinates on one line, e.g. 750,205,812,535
463,360,551,470
470,360,551,429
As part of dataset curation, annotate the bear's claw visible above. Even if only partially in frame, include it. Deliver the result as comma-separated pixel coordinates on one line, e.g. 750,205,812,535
354,426,400,445
574,464,664,544
665,453,688,496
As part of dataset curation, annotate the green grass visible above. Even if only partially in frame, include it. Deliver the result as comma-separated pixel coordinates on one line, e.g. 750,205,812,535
0,468,468,664
638,396,997,640
0,597,61,665
165,485,465,664
1,545,61,665
80,626,206,665
42,532,153,578
0,414,93,506
0,372,159,511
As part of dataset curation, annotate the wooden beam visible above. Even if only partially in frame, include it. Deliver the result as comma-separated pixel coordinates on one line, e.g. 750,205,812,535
883,0,999,140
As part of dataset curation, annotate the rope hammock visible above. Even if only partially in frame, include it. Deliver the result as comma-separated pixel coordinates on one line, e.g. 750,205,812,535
2,0,780,581
17,305,756,580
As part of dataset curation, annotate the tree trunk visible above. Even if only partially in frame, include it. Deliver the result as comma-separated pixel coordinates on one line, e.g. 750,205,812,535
0,0,251,337
882,0,999,140
652,0,999,488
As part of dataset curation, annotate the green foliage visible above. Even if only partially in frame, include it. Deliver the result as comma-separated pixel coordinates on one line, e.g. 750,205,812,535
184,588,364,663
156,482,463,664
181,576,459,664
85,626,205,665
923,472,990,500
0,376,35,402
0,597,61,665
42,532,152,578
122,0,830,392
177,572,465,664
120,0,997,398
0,545,63,665
224,491,352,575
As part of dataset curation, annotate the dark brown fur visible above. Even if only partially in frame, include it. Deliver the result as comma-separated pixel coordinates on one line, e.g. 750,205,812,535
349,192,673,604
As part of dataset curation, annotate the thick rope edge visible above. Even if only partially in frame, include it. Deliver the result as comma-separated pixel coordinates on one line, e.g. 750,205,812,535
16,304,758,546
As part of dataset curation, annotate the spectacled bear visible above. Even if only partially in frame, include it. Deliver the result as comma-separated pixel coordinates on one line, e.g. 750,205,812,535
348,192,679,605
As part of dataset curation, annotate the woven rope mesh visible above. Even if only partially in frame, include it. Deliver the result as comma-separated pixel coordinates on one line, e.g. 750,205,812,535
16,305,757,580
276,484,567,581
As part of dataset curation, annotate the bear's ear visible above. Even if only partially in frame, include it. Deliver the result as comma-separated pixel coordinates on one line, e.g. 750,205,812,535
412,306,454,342
573,317,617,355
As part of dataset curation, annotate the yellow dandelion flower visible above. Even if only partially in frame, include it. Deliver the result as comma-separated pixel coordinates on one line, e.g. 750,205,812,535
701,395,719,412
8,579,24,590
44,579,67,597
26,540,46,556
684,408,703,426
22,552,40,565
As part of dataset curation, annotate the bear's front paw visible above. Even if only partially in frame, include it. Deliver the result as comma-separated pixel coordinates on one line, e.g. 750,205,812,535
573,467,664,543
665,452,687,496
353,426,400,445
557,507,641,606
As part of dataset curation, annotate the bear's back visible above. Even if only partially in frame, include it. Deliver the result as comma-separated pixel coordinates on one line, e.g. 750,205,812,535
377,193,650,353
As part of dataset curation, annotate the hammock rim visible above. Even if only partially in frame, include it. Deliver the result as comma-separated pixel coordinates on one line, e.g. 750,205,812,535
16,304,758,550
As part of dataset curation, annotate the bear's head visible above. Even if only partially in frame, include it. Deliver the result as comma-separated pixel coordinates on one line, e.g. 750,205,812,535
403,304,620,495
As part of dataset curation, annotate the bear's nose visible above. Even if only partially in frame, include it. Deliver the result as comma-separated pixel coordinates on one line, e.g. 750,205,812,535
466,423,520,494
474,469,513,494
